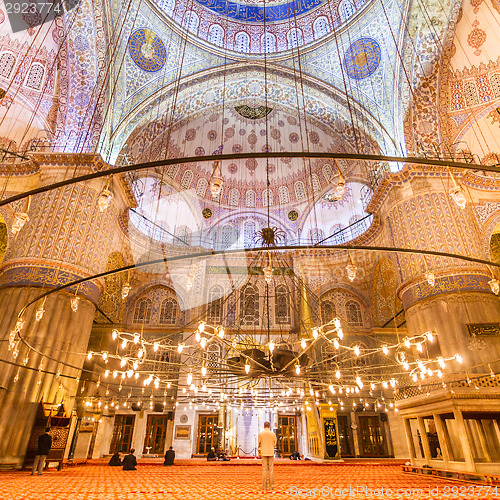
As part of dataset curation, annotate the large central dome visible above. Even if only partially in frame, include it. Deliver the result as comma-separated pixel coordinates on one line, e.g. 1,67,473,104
153,0,371,54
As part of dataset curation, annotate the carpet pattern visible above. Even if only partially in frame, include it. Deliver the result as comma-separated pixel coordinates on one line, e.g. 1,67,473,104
1,463,498,499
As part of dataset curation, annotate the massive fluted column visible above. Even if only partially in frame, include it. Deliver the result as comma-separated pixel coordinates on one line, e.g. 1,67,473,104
377,172,500,372
0,155,129,465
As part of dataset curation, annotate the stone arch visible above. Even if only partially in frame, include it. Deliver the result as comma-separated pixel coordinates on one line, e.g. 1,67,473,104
319,287,369,328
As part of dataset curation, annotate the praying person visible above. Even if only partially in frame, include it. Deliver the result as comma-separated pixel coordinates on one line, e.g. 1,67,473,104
122,449,137,470
109,452,122,466
31,428,52,476
164,446,175,466
258,421,277,492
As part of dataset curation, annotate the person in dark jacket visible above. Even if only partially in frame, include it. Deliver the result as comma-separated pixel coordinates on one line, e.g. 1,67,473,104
163,446,175,466
109,452,122,466
122,449,137,470
207,447,217,461
31,428,52,475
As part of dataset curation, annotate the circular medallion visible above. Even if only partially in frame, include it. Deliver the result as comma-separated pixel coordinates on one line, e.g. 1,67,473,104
128,29,166,73
344,38,381,80
180,414,189,423
288,210,298,221
202,208,212,219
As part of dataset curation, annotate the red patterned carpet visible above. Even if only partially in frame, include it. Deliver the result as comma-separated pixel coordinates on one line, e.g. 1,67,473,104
1,461,498,500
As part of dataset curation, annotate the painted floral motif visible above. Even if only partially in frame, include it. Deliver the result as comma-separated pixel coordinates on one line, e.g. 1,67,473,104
467,21,486,56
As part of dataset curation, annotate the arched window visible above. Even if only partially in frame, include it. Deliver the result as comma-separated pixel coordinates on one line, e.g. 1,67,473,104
159,297,178,324
262,188,273,207
174,226,191,245
295,181,306,200
25,63,44,90
206,341,222,373
160,0,175,15
308,228,324,243
241,284,259,325
339,0,355,22
345,300,363,326
491,74,500,98
235,32,250,53
313,17,329,39
182,11,199,32
287,28,303,49
464,81,479,107
208,24,224,46
323,164,333,182
134,298,152,323
279,186,290,204
321,300,336,323
262,33,276,53
167,164,179,178
311,173,321,192
229,188,239,206
246,190,256,208
244,220,256,247
180,170,193,189
0,52,15,79
207,284,224,323
196,178,208,197
214,224,238,250
275,285,290,324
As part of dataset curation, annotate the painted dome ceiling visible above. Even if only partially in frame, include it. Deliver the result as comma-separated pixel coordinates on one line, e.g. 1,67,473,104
152,0,372,54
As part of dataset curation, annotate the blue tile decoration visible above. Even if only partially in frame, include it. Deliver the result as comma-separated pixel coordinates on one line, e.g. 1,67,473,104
128,28,167,72
194,0,323,23
343,37,381,80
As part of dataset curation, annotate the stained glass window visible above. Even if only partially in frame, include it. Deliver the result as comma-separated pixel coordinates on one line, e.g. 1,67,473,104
0,53,15,79
159,297,177,324
345,299,363,326
279,186,290,204
262,33,276,53
246,190,256,207
180,170,193,189
208,25,224,46
207,284,224,323
229,188,239,206
464,82,479,107
295,181,306,200
287,28,303,49
262,188,273,207
134,298,152,323
244,220,256,248
313,17,329,39
196,178,208,197
182,11,199,32
321,300,336,324
235,32,250,53
241,284,259,325
25,63,44,90
339,0,355,22
275,285,290,324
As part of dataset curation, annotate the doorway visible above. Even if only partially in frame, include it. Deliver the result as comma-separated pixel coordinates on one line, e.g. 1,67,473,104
278,415,297,455
144,415,170,454
110,415,135,454
358,415,386,456
197,414,219,454
337,414,354,457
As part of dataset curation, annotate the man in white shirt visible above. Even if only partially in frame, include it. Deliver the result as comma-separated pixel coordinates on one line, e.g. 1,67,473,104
258,421,277,492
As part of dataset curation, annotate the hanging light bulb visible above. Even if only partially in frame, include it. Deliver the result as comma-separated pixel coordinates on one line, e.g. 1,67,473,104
426,331,434,343
133,360,138,370
346,264,357,282
121,282,131,300
337,328,344,340
301,339,307,349
97,185,114,212
71,295,80,312
35,299,46,321
201,365,207,376
354,345,360,356
424,272,435,287
218,327,224,339
186,373,193,385
455,354,463,364
120,358,127,368
121,339,128,350
177,343,184,354
356,376,363,389
489,278,500,295
404,338,411,348
210,160,224,198
198,322,205,333
134,333,140,344
336,369,341,379
137,348,144,358
87,352,93,360
153,342,159,352
449,185,466,209
112,329,118,341
335,179,346,199
295,364,301,375
245,363,251,374
333,338,340,349
200,337,207,349
269,340,275,353
416,343,423,353
11,212,30,235
312,328,319,340
333,317,342,329
264,265,273,284
102,351,108,361
382,345,389,355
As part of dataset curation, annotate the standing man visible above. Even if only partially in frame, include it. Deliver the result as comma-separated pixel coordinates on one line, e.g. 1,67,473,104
31,427,52,475
258,421,277,492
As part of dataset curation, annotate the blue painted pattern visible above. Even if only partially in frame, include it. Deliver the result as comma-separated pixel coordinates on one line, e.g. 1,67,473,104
343,37,381,80
128,29,167,72
194,0,323,22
